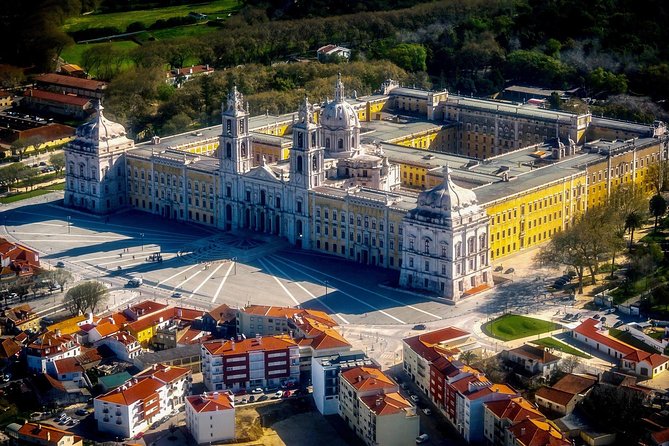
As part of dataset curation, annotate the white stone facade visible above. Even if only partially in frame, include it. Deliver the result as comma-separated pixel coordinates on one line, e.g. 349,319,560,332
399,166,493,302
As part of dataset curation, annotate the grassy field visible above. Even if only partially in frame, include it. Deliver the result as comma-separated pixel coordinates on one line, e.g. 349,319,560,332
483,314,561,341
0,183,64,204
531,337,592,359
61,40,139,69
63,0,238,32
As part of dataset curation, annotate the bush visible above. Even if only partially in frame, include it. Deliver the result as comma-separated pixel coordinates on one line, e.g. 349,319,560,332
68,27,123,42
126,21,146,33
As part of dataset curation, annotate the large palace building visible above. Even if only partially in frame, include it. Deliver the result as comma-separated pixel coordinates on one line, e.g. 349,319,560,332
64,75,668,302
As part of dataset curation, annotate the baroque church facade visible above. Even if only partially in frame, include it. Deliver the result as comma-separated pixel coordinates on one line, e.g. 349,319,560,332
64,76,493,302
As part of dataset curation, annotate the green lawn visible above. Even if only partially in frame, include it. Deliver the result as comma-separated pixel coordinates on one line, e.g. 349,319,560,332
483,314,561,341
0,183,64,204
147,23,219,40
609,328,659,354
63,0,238,33
60,40,139,69
531,337,592,359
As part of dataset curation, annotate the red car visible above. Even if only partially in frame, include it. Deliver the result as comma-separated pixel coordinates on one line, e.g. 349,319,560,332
282,390,292,398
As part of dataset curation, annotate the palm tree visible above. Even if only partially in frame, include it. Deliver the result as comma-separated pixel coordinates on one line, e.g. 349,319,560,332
625,211,644,246
459,350,478,366
650,194,667,232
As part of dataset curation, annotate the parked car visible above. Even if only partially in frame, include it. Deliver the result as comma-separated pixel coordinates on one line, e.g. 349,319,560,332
410,395,420,403
600,317,607,324
422,408,432,415
282,390,292,398
75,409,88,416
613,321,624,328
257,395,269,402
416,434,429,444
505,268,515,274
273,391,283,399
400,383,408,390
249,395,256,403
494,266,503,272
593,314,600,320
171,292,182,298
251,387,263,394
55,261,65,268
39,161,46,166
413,324,427,330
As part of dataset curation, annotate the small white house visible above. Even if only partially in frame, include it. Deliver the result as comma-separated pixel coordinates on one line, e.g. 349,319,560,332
186,392,235,444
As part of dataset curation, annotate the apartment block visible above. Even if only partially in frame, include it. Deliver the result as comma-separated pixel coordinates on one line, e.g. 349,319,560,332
185,392,235,444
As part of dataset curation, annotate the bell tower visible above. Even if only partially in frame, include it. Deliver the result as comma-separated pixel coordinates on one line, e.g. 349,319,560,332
220,86,252,174
290,96,324,189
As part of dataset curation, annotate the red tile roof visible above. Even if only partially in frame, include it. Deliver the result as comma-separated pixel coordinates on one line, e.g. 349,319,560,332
485,397,544,423
509,344,560,364
202,335,297,356
127,308,173,333
170,65,214,77
127,301,168,319
508,419,570,446
623,350,669,368
0,338,21,359
186,392,234,413
24,88,91,106
34,73,107,91
207,303,235,323
53,357,83,375
360,392,413,416
96,376,162,406
18,422,81,445
573,318,636,355
28,332,78,357
552,374,597,395
404,326,470,362
652,427,669,444
136,363,189,385
341,366,396,392
535,387,576,407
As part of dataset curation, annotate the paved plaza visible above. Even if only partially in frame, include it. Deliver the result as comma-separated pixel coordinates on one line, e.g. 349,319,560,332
2,193,595,358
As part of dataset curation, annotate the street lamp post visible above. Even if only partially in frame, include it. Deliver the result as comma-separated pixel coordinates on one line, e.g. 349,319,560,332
232,257,237,275
140,233,144,251
67,215,71,234
324,280,329,297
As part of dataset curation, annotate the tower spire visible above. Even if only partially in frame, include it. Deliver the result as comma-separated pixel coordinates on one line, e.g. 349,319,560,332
334,72,344,103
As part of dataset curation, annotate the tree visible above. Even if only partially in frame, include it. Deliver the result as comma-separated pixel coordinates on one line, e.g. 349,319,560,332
646,159,669,194
386,43,427,72
64,281,108,316
650,194,667,231
559,355,581,374
587,67,628,97
44,269,73,292
625,211,644,247
459,350,477,366
49,152,65,174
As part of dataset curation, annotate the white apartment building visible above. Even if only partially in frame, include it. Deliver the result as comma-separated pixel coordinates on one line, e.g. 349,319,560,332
339,366,419,446
201,335,299,392
26,331,81,373
185,392,235,444
94,364,190,439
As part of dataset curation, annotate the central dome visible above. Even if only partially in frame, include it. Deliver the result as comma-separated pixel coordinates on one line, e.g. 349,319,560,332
76,102,127,142
416,166,479,218
320,74,360,130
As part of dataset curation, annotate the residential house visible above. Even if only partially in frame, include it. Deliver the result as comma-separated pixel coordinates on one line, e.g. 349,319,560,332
26,331,81,373
185,392,235,444
237,305,351,372
1,304,39,333
506,418,571,446
503,344,560,377
14,422,83,446
0,238,40,284
201,335,299,392
317,45,351,62
197,303,236,337
534,374,597,416
47,357,86,387
403,326,477,395
34,73,107,99
652,428,669,446
312,350,376,415
0,337,21,362
339,366,419,446
483,397,545,446
94,364,190,439
572,319,669,378
166,65,215,87
46,315,87,336
96,332,141,362
30,373,90,406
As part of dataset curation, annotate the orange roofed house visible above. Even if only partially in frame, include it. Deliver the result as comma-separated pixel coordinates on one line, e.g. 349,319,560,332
483,396,545,446
0,237,40,283
11,421,83,446
339,366,419,446
94,363,190,439
185,392,235,444
26,331,81,373
201,335,299,392
237,305,351,372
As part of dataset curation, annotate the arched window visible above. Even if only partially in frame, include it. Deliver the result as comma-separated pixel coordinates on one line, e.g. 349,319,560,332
241,142,247,157
338,138,344,149
296,156,303,173
479,234,487,249
424,239,430,254
325,138,331,149
312,155,318,170
226,142,232,159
